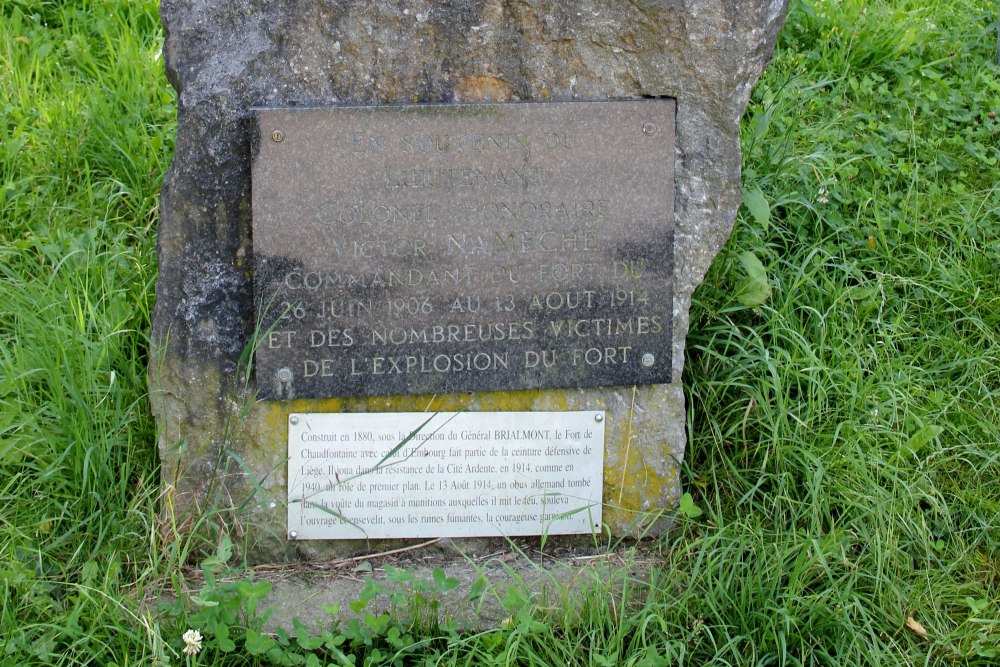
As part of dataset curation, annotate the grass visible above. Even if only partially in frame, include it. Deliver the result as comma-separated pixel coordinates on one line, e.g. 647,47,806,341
1,0,998,664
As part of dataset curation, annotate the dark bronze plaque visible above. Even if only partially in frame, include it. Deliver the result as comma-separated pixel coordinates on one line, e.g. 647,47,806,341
252,100,675,399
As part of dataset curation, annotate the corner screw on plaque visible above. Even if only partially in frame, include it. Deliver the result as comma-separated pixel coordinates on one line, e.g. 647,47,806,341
595,413,604,423
641,353,656,367
289,415,300,426
642,122,657,135
271,130,284,142
289,531,298,539
276,367,293,383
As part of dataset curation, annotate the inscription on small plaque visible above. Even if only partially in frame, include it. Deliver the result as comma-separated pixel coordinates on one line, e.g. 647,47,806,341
252,101,675,399
287,411,604,540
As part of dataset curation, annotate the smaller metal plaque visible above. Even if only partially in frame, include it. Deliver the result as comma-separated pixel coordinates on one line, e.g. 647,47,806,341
287,411,604,540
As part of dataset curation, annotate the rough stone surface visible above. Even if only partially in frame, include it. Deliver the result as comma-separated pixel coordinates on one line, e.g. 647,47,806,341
258,544,651,631
153,0,787,563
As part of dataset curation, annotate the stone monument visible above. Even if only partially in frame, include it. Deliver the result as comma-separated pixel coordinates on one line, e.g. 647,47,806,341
153,0,788,562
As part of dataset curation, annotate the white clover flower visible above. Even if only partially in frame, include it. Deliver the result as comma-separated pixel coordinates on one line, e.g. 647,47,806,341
182,629,203,656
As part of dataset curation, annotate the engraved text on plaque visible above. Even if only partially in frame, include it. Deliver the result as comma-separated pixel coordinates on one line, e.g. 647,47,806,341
252,101,675,399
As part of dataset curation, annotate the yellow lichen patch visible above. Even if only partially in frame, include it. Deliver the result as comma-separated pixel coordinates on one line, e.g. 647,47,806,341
471,389,544,411
258,389,551,422
530,389,574,412
453,75,513,102
602,450,677,534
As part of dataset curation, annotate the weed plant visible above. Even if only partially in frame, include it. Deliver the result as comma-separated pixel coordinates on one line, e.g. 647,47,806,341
0,0,998,665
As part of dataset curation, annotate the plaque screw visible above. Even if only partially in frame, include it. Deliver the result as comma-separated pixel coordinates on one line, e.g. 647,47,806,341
276,367,292,382
641,353,655,367
289,415,300,425
271,130,284,142
289,531,298,539
642,122,657,135
595,413,604,423
268,501,277,510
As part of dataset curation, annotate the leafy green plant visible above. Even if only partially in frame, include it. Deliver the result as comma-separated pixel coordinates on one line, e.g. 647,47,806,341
347,565,462,636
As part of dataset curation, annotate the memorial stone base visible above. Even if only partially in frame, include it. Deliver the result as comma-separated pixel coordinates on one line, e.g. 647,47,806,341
153,0,788,565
